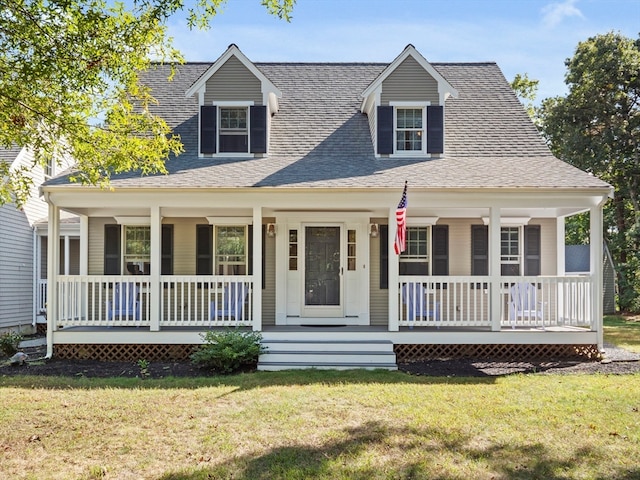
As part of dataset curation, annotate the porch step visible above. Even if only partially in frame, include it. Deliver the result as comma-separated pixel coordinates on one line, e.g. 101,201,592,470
258,340,397,371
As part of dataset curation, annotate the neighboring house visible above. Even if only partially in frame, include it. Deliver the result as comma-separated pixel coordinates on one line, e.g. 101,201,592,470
41,44,613,369
0,145,78,335
565,244,617,315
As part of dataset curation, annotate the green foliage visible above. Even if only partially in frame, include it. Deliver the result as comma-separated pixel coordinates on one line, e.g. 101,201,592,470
0,331,23,357
190,329,266,374
0,0,294,207
137,358,151,379
539,31,640,312
510,73,540,120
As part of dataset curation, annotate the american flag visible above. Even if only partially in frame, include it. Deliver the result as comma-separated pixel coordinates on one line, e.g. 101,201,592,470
394,182,408,255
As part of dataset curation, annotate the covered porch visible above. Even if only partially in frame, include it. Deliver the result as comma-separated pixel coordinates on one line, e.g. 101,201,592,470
42,187,609,360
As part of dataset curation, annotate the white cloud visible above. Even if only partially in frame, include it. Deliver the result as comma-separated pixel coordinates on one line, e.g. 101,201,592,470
541,0,585,28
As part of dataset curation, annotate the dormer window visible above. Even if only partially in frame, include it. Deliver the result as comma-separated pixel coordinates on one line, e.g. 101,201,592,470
377,103,443,157
395,107,425,154
219,106,248,153
200,103,267,156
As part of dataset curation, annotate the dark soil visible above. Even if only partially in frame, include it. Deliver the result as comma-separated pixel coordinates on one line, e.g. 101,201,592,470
2,343,640,379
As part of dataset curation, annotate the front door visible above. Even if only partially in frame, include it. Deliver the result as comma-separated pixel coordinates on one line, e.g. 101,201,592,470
302,225,343,317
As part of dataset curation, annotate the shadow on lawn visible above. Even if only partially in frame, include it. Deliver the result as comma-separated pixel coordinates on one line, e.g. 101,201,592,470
158,420,639,480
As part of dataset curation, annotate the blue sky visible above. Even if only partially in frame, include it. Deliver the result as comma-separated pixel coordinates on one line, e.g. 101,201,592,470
167,0,639,101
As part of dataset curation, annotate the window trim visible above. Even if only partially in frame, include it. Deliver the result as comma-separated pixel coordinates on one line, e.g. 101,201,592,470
214,225,249,275
389,101,430,157
213,101,254,157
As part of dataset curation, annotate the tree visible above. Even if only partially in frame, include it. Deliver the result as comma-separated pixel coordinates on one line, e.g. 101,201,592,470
0,0,294,206
539,32,640,312
510,73,539,120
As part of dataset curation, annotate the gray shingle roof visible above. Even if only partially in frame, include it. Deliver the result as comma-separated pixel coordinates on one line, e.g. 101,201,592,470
44,60,610,191
0,144,23,164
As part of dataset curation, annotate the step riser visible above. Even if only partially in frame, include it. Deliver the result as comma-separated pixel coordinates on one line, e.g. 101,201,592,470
261,342,394,353
258,364,397,371
260,353,396,364
258,339,397,370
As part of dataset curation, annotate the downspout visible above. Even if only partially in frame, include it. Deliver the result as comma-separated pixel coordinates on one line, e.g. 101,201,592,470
32,226,37,328
594,190,613,352
44,192,59,360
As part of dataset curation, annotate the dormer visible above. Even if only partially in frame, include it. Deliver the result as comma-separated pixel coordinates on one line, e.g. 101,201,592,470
361,45,458,158
185,44,282,157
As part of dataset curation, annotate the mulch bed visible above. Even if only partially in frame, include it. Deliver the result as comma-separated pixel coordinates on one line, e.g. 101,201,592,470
2,343,640,379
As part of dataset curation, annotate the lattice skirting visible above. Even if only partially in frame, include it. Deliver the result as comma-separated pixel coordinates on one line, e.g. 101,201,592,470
36,323,47,335
394,344,601,363
54,344,197,361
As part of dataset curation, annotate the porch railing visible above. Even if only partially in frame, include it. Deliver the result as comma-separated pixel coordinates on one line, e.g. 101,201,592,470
55,275,253,328
37,279,47,314
398,275,593,329
160,275,253,327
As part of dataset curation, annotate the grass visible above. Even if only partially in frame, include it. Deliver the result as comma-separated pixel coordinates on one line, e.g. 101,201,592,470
1,315,638,479
1,371,639,479
604,315,640,352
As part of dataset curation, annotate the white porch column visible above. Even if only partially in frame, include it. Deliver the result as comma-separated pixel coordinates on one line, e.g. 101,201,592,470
489,206,502,331
556,217,566,276
388,208,399,331
79,215,88,275
149,206,161,331
63,235,70,275
590,204,604,349
46,202,60,358
252,207,263,331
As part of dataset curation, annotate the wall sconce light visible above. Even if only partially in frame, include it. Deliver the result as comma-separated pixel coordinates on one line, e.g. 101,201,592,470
369,223,379,238
266,223,277,237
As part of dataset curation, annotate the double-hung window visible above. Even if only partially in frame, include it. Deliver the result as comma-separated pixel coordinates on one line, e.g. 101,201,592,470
196,224,249,275
124,226,150,275
395,108,425,153
219,107,248,153
215,226,247,275
501,226,521,275
399,226,429,275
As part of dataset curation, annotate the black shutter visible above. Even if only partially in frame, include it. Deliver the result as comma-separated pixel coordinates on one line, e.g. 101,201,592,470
524,225,541,276
200,105,217,154
426,105,444,154
250,105,267,153
432,225,449,275
379,224,389,289
377,106,394,155
104,224,121,275
161,224,173,275
471,225,488,276
196,224,213,275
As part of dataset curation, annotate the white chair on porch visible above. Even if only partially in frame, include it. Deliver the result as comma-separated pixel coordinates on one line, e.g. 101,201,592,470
508,282,544,329
106,282,141,323
210,282,249,323
401,282,441,328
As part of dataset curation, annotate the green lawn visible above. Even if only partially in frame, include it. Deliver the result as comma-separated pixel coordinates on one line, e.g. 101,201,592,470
604,315,640,352
1,371,639,480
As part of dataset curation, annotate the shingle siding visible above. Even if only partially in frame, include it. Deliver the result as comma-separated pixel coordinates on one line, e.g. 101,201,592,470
381,56,440,105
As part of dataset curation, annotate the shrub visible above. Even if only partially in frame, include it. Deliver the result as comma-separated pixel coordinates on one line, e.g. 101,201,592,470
0,331,23,357
190,329,266,374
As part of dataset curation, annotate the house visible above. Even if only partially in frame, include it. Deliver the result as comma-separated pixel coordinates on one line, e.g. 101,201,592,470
41,44,613,369
0,145,78,335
